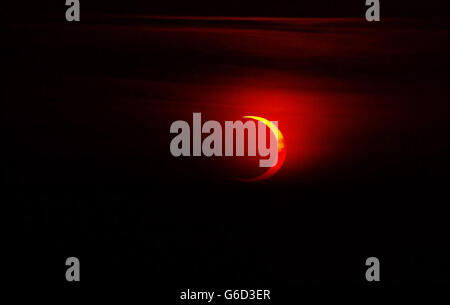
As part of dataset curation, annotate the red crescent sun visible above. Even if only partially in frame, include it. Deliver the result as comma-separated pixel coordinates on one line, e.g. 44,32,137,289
238,116,286,182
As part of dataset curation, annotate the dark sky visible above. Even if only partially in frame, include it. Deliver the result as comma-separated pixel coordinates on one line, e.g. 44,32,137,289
8,0,449,292
6,0,450,21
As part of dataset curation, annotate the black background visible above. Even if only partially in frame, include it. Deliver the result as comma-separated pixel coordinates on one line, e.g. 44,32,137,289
6,0,449,302
5,0,450,19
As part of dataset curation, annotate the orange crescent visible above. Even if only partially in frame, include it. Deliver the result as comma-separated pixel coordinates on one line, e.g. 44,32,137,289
238,116,286,182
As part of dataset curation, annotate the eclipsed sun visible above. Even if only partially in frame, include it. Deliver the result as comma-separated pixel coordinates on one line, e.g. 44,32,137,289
238,116,286,182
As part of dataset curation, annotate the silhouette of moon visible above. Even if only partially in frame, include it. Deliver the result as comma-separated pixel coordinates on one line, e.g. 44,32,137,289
238,116,286,182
